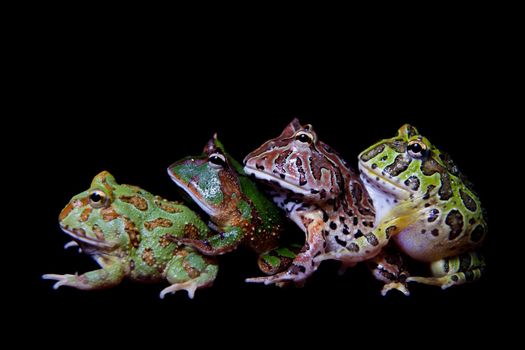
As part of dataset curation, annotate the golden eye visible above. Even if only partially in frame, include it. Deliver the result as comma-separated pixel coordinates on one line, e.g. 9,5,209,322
295,132,313,144
208,153,227,168
89,190,108,208
407,140,428,158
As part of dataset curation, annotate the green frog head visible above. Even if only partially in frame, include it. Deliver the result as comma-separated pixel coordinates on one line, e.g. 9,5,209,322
58,171,127,252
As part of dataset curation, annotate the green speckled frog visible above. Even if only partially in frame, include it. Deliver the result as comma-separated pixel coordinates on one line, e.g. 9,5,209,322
167,135,297,275
43,171,218,299
359,124,487,290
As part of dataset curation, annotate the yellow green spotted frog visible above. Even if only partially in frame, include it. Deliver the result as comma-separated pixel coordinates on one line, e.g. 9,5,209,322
43,171,219,299
359,124,486,291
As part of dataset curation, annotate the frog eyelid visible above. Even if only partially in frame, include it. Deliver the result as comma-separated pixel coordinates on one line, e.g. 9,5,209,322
208,152,227,168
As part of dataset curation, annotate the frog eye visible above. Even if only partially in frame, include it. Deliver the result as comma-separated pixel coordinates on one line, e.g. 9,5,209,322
295,132,313,144
208,153,227,168
89,190,108,208
407,140,428,158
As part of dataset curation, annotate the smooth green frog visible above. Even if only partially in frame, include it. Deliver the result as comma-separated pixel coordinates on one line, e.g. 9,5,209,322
167,134,297,275
359,124,487,290
43,171,218,298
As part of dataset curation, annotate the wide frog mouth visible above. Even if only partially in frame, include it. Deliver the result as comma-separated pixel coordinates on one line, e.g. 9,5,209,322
358,162,412,200
243,164,312,196
59,223,115,249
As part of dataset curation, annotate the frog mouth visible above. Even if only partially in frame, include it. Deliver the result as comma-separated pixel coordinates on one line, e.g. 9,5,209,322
359,163,411,197
167,171,215,216
243,165,311,196
60,225,114,249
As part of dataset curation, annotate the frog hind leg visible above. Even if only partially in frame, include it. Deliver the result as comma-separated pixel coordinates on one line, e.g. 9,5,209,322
160,247,219,299
42,257,125,290
367,247,410,296
407,251,485,290
246,210,326,286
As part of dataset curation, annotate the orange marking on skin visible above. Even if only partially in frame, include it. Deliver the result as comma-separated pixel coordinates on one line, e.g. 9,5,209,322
120,195,148,211
80,207,92,222
59,203,74,221
142,248,156,266
183,223,201,239
124,219,141,248
144,218,173,231
159,234,172,248
101,207,120,221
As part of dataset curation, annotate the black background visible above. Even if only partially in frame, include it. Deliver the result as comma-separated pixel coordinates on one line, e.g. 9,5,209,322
12,14,513,344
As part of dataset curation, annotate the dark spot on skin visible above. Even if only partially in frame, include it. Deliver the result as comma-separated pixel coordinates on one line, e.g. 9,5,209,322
364,233,379,246
385,155,412,177
460,189,478,212
330,222,337,230
353,217,358,226
348,243,359,252
470,225,485,243
451,275,459,282
431,229,439,237
446,210,464,240
339,216,345,223
279,173,285,179
438,173,453,200
310,189,319,194
256,164,265,171
428,209,440,222
354,230,363,239
290,264,306,274
334,236,347,247
459,253,472,272
322,230,330,237
404,176,420,191
443,260,449,273
424,203,431,208
385,226,397,239
343,228,350,235
421,229,426,234
360,144,385,162
372,163,378,169
322,210,329,222
381,156,388,161
387,140,407,153
422,185,435,200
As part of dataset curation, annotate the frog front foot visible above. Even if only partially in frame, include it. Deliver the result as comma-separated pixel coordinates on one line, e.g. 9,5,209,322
367,247,411,296
42,273,82,290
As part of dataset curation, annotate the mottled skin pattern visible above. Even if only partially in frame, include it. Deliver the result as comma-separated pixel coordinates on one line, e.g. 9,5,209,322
359,124,486,290
42,171,218,299
168,135,297,275
243,119,389,286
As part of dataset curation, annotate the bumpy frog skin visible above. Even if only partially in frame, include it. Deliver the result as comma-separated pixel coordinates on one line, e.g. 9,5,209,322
168,135,297,275
243,119,392,286
43,172,218,298
359,124,486,290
